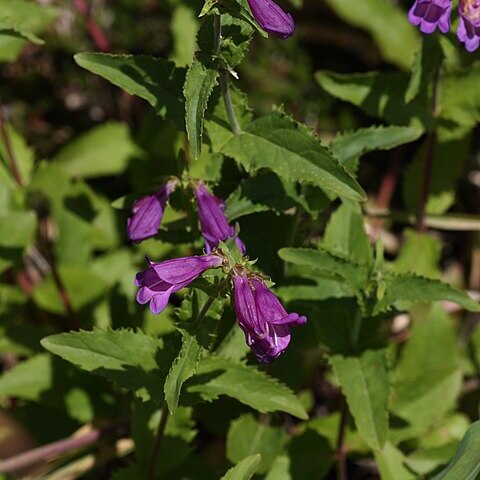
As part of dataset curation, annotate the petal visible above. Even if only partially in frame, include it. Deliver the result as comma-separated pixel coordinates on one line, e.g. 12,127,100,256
247,0,295,38
149,286,175,314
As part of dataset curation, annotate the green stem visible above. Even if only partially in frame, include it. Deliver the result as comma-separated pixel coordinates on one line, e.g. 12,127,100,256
146,403,169,480
213,14,241,135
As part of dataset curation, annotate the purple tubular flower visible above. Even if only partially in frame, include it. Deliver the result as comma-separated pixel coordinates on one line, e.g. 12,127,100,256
194,182,246,254
408,0,452,33
127,180,176,243
233,272,307,363
457,0,480,52
247,0,295,39
135,253,222,314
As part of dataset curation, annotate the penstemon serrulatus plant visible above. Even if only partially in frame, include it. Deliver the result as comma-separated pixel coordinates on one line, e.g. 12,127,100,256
1,0,480,478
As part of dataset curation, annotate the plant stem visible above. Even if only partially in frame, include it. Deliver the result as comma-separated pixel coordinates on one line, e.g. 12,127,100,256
0,102,24,187
417,67,441,233
0,421,128,474
146,403,169,480
38,226,80,330
73,0,110,52
213,14,242,135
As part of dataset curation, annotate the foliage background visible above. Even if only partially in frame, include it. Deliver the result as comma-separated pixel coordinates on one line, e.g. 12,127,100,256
0,0,480,479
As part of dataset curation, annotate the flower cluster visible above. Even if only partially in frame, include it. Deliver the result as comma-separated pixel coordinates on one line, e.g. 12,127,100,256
127,180,243,252
409,0,480,52
130,179,306,362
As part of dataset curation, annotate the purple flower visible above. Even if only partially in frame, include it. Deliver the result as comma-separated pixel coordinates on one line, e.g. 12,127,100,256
247,0,295,39
127,180,177,243
194,182,246,254
457,0,480,52
233,271,307,363
408,0,452,33
135,253,223,314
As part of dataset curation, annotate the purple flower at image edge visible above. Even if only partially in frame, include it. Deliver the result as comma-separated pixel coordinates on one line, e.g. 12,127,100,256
458,0,480,52
247,0,295,39
127,179,177,243
194,182,246,254
233,271,307,363
408,0,452,33
135,253,223,314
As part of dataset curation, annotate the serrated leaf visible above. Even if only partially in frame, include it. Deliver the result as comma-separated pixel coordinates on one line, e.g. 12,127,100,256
324,0,419,69
41,329,176,403
222,111,366,201
53,123,138,178
316,70,432,128
432,421,480,480
221,454,262,480
74,53,186,129
330,349,390,451
330,125,423,172
373,272,480,314
278,247,370,293
184,55,219,159
0,19,44,45
188,357,308,419
227,414,287,473
164,330,203,414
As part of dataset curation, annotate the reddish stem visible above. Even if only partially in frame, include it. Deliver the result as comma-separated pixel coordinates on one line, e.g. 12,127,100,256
0,104,24,187
73,0,111,52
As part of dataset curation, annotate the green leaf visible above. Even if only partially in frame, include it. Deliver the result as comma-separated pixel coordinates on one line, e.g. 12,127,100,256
184,55,219,159
432,421,480,480
278,247,370,293
74,53,186,129
316,70,432,128
392,229,441,279
32,266,108,315
164,330,203,414
132,401,196,475
374,443,416,480
227,414,287,473
322,201,373,265
323,0,419,69
330,349,390,451
0,353,110,422
222,111,366,201
188,357,308,419
330,125,423,172
391,305,462,439
373,272,480,314
403,133,470,215
204,84,252,151
220,454,261,480
439,63,480,137
0,211,36,248
41,329,177,403
53,123,138,178
0,0,57,63
170,5,198,67
405,35,444,103
225,173,303,221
